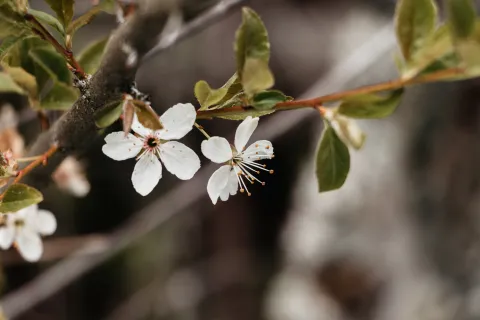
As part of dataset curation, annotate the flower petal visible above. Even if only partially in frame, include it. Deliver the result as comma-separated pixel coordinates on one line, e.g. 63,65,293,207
158,103,196,140
228,169,239,196
16,227,43,262
34,210,57,236
201,137,232,163
102,132,143,161
207,165,232,205
234,116,259,152
0,225,14,249
131,114,152,137
242,140,274,161
220,169,239,201
131,152,162,196
159,141,200,180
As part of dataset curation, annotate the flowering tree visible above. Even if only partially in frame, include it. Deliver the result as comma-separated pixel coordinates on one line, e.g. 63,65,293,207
0,0,479,305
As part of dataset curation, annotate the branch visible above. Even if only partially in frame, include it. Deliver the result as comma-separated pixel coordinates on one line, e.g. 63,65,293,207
23,0,177,187
0,22,396,319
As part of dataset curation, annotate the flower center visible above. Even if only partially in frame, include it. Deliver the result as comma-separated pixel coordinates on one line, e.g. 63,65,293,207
232,154,274,197
146,137,159,148
14,220,24,227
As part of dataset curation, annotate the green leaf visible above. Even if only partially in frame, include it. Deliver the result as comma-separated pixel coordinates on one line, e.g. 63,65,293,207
404,24,455,78
28,47,71,84
195,73,242,110
28,8,64,36
316,123,350,192
0,35,30,61
251,90,290,110
0,71,25,94
66,6,102,35
337,89,404,119
0,183,43,213
235,7,273,95
2,65,37,98
242,58,274,96
77,37,108,74
99,0,116,14
395,0,438,61
0,1,32,38
132,100,162,131
44,0,75,27
446,0,480,70
217,108,275,121
447,0,476,39
40,81,78,110
94,100,123,128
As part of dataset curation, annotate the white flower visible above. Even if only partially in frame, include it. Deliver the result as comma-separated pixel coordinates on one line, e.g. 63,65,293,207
323,109,366,150
0,205,56,262
52,156,91,198
102,103,201,196
201,116,274,205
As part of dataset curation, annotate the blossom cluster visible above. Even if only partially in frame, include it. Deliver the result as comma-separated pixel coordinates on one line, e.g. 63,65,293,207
102,103,275,204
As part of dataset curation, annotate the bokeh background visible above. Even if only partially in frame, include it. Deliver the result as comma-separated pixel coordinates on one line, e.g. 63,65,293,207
4,0,480,319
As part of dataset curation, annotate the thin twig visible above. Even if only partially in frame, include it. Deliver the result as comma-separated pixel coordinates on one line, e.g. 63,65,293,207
12,144,58,184
196,67,465,119
24,14,87,79
0,22,396,319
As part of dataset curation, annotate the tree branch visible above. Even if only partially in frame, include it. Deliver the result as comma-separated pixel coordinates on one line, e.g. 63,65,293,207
23,0,177,187
0,22,395,319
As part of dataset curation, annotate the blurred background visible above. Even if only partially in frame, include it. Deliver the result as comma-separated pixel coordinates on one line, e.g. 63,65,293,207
5,0,480,319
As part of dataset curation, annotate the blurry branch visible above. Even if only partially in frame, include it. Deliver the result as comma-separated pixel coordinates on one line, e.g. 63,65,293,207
0,22,396,319
105,249,251,320
143,0,245,62
0,234,108,266
24,0,174,186
23,0,246,187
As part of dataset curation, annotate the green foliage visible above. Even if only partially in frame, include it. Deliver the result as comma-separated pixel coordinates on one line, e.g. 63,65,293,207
0,183,43,213
195,74,242,110
94,100,123,128
44,0,75,28
217,109,275,121
28,8,64,36
395,0,437,61
40,81,78,110
0,71,25,94
28,47,71,85
447,0,476,39
28,47,78,109
251,90,291,110
0,1,32,38
404,25,454,78
1,65,38,99
77,37,108,74
235,7,274,96
338,89,404,119
66,6,102,36
447,0,480,70
316,123,350,192
0,35,30,61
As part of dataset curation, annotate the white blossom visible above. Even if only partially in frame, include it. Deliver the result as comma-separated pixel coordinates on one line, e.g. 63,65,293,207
102,103,201,196
52,156,91,198
201,116,274,205
0,205,57,262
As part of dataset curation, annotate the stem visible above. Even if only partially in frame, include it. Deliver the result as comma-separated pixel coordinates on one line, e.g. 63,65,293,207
16,156,43,163
24,14,87,80
196,67,464,119
12,144,59,185
194,123,211,139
